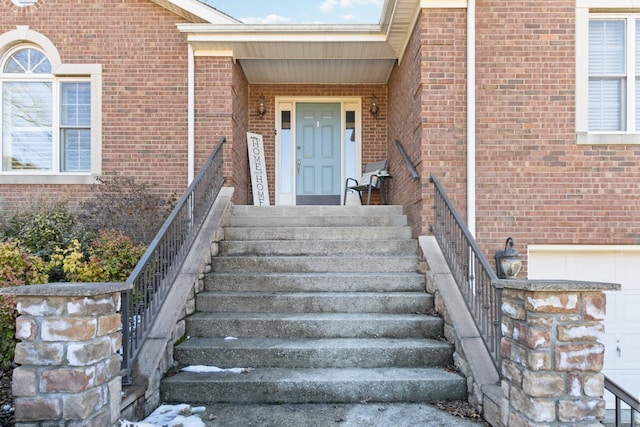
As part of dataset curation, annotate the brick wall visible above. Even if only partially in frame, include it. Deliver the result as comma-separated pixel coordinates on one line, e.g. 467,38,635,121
388,9,468,238
474,1,640,272
230,61,249,204
248,84,387,206
390,2,640,273
1,0,204,216
388,16,424,237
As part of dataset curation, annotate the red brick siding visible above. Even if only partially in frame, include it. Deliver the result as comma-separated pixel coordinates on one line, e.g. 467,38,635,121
248,85,387,206
473,1,640,273
231,61,249,204
388,9,468,237
388,17,424,237
0,0,194,214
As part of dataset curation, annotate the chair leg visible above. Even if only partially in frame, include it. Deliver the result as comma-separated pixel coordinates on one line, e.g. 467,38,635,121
380,182,387,205
367,187,372,205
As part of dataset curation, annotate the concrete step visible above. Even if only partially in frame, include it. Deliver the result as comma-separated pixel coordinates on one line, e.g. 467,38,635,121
174,337,453,369
223,226,413,241
196,291,433,314
231,205,404,217
174,402,487,427
203,272,426,293
218,239,417,256
160,367,467,404
228,214,408,227
185,312,443,339
211,255,419,273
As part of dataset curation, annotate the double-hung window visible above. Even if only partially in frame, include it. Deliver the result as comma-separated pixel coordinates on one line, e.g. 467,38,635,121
1,46,91,173
578,10,640,144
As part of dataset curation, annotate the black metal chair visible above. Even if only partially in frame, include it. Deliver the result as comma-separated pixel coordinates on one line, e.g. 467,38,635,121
343,160,390,205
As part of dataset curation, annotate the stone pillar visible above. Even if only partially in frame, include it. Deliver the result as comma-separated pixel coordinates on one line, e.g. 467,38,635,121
0,282,131,427
500,280,619,427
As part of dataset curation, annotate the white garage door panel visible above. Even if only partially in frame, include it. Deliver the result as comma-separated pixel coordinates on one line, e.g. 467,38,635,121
528,247,640,406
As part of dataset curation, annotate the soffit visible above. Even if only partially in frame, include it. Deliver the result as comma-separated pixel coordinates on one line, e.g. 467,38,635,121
175,0,426,84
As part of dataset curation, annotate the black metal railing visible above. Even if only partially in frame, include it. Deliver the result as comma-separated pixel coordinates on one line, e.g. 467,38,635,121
605,376,640,427
430,174,503,372
395,139,420,179
120,136,226,383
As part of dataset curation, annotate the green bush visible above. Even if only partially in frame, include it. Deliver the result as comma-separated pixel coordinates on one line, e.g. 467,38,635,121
51,230,147,283
0,240,49,369
2,195,82,261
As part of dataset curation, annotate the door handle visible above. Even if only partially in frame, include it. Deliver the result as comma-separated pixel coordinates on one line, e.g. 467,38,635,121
297,159,301,176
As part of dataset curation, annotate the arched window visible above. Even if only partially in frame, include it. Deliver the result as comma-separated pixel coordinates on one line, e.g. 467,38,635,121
1,45,91,173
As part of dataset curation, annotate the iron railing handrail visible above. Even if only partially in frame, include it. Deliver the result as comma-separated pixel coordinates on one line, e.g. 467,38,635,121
430,173,503,373
395,139,420,179
120,136,226,383
431,174,640,418
605,375,640,427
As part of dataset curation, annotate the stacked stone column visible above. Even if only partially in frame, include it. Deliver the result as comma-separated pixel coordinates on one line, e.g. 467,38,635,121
0,282,130,427
500,281,619,427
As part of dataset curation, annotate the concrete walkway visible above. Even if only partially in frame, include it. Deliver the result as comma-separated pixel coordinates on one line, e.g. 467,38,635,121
197,402,489,426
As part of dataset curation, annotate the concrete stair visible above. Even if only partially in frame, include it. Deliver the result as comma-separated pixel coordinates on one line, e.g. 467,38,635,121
160,205,466,405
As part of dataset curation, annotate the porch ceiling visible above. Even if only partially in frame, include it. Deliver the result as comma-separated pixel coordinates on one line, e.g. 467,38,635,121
176,0,423,85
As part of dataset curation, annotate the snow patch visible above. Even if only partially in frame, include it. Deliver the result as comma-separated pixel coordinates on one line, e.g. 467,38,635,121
119,404,206,427
181,365,250,374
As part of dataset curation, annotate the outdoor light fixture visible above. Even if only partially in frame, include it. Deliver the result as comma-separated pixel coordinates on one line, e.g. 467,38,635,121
257,94,267,117
369,95,379,117
495,237,522,279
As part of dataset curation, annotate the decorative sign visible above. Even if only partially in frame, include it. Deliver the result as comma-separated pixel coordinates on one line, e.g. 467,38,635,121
247,132,270,206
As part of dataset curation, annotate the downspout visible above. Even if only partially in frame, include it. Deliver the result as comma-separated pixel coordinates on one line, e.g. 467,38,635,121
467,0,476,237
188,43,195,184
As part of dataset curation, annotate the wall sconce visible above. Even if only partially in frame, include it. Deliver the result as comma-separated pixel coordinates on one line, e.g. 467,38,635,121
495,237,522,279
369,95,379,117
257,94,266,117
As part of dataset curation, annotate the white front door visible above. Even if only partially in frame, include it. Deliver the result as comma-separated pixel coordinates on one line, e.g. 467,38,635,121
528,246,640,406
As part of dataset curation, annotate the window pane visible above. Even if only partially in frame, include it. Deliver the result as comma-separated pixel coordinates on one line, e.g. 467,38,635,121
2,81,53,170
345,110,356,181
589,20,625,75
280,110,292,193
62,129,91,172
637,77,640,130
3,48,51,74
636,20,640,75
589,78,625,131
61,82,90,126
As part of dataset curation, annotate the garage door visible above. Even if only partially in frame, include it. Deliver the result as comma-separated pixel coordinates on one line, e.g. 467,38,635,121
528,246,640,406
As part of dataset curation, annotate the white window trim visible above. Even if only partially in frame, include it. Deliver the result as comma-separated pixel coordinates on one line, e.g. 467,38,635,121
576,5,640,145
0,26,101,184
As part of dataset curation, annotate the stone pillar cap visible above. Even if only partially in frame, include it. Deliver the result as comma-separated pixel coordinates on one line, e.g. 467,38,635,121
0,282,132,297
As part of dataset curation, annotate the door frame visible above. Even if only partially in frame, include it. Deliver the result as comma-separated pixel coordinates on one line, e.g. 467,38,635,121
275,97,362,205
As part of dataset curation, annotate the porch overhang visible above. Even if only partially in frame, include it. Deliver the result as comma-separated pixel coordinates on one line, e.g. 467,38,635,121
172,0,469,84
176,0,428,85
176,24,398,84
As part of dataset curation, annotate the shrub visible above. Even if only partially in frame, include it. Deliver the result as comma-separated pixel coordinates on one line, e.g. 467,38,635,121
81,175,174,244
51,230,146,283
0,240,49,369
2,195,82,261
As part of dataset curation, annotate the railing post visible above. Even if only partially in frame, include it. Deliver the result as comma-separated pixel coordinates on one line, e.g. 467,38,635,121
500,280,619,426
0,282,131,427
